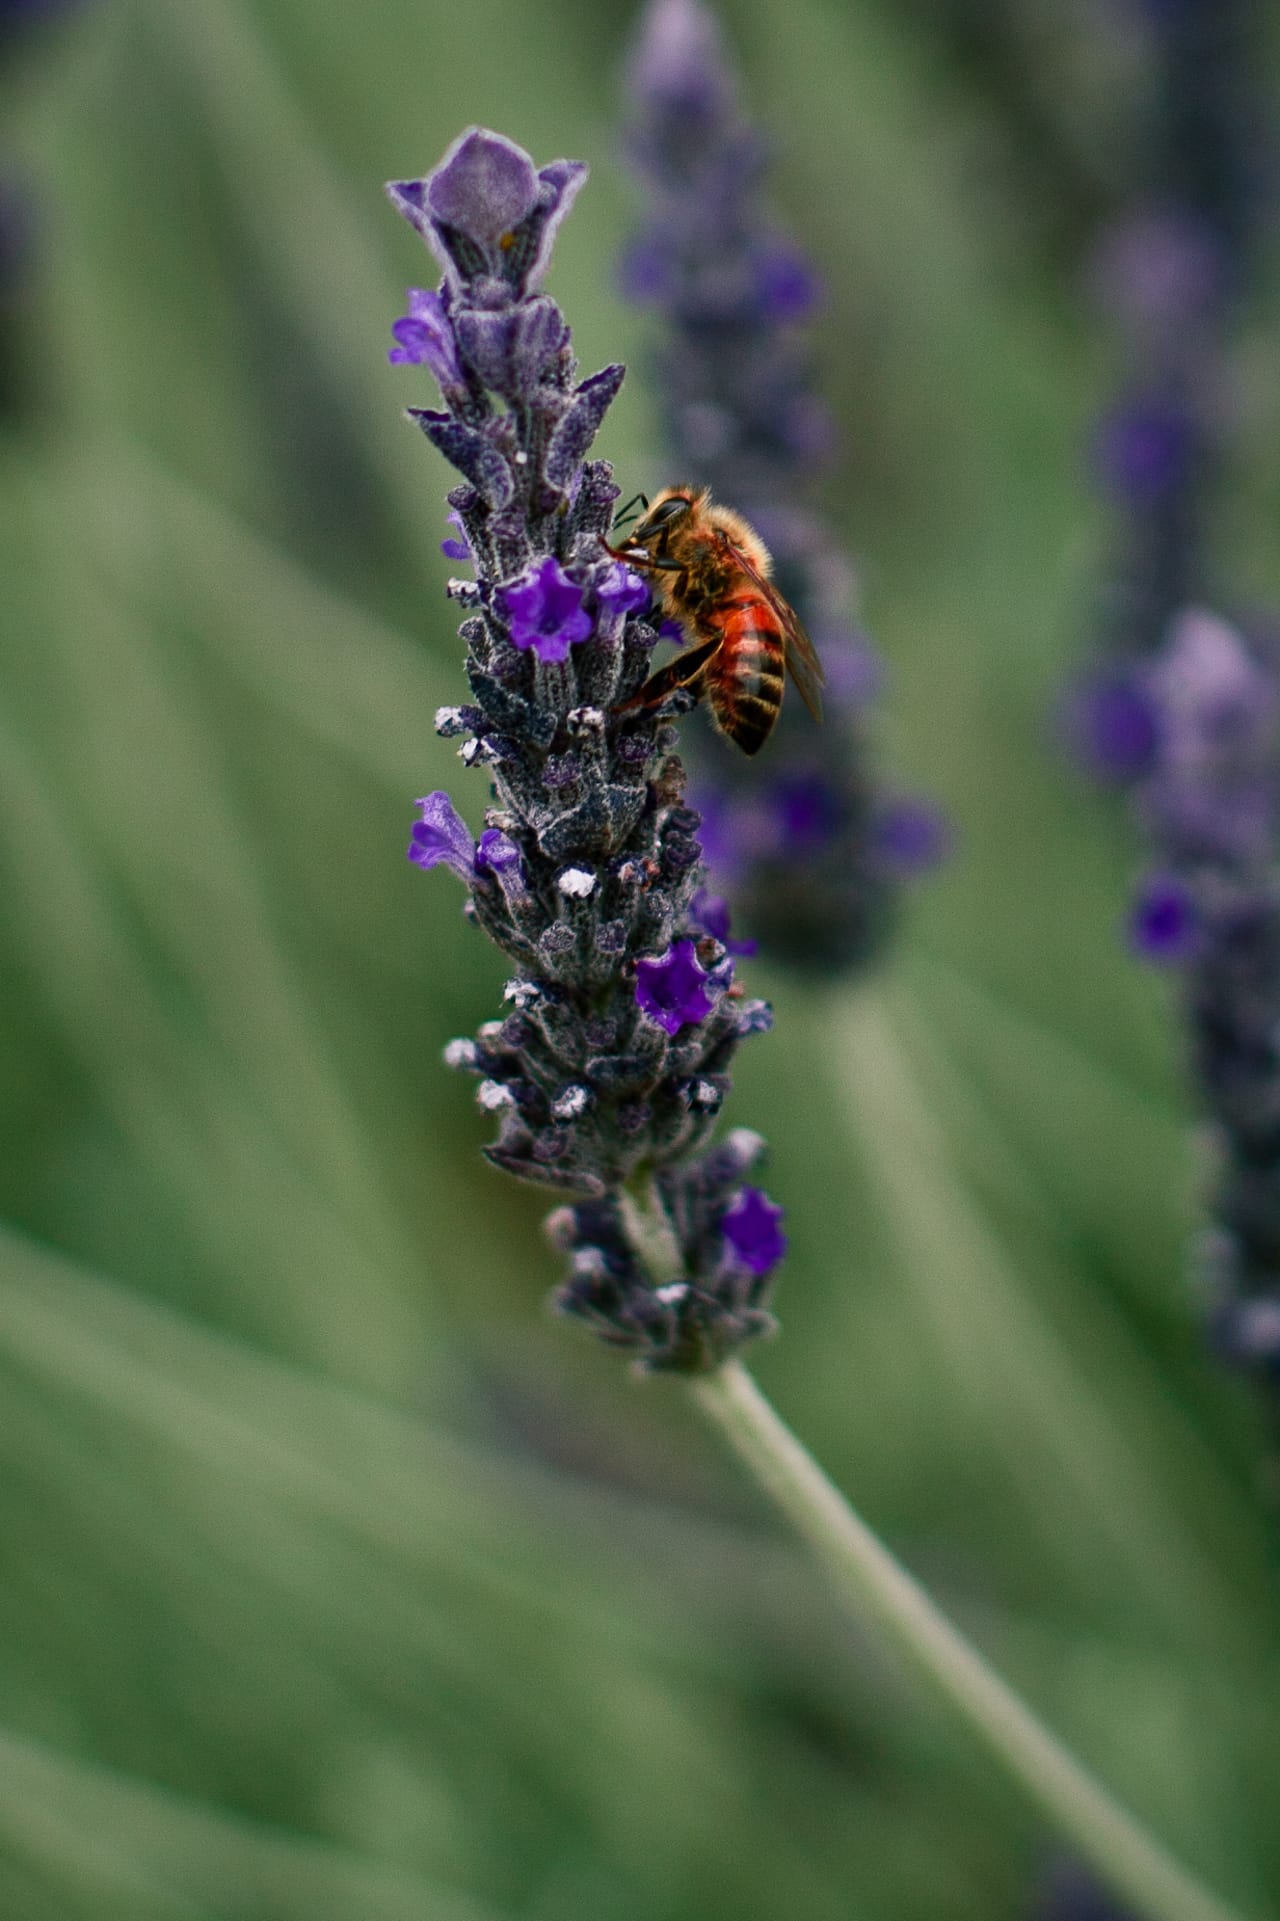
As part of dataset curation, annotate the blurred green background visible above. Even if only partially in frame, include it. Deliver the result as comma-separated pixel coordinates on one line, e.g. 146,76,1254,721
3,0,1280,1915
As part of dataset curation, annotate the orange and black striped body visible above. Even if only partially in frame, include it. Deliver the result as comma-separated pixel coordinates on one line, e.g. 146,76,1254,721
697,583,788,756
607,486,824,757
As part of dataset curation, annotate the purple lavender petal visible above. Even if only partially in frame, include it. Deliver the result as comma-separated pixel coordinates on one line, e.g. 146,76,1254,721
721,1186,787,1276
387,286,463,388
476,828,531,908
498,557,594,663
634,938,722,1034
407,792,476,882
597,561,650,614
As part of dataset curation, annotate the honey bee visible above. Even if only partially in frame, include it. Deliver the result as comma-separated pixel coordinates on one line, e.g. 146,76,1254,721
607,487,825,756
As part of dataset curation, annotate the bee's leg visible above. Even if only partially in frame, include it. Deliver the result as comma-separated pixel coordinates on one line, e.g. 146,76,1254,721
613,636,720,717
611,493,650,530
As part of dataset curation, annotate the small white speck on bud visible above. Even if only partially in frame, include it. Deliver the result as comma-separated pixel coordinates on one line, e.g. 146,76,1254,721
543,1206,577,1250
725,1128,767,1166
654,1282,689,1305
435,706,470,737
462,737,501,767
557,866,597,899
446,577,483,605
566,705,606,734
513,450,528,465
551,1084,591,1121
477,1080,514,1112
443,1038,480,1071
503,979,543,1008
477,1020,505,1044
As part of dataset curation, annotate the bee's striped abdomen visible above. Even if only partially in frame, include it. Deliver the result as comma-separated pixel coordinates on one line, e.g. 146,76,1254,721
704,593,786,756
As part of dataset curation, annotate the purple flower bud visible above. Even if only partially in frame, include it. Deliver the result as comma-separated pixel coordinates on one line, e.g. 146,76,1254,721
617,235,668,303
635,938,725,1034
498,557,594,662
752,240,821,323
387,287,464,389
626,0,736,120
768,773,842,856
440,510,469,561
721,1186,787,1276
1094,399,1195,505
427,127,541,247
1089,210,1223,332
1147,610,1274,773
872,798,951,876
407,792,477,882
1063,669,1161,783
1129,873,1199,962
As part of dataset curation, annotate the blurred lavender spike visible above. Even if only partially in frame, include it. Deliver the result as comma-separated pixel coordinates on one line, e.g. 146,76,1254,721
389,127,787,1371
1121,609,1280,1403
1066,0,1263,781
620,0,945,973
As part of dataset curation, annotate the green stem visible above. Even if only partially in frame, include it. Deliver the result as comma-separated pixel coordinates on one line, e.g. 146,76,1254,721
618,1177,684,1286
690,1360,1253,1921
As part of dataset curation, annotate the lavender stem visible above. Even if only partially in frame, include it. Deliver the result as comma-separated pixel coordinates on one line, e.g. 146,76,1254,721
692,1360,1249,1921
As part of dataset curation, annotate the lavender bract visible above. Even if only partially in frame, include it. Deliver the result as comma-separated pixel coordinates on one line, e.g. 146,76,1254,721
620,0,944,973
390,127,786,1372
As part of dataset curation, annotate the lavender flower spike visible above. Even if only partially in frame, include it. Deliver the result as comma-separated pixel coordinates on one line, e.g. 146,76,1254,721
390,127,785,1371
1122,606,1280,1407
621,0,944,972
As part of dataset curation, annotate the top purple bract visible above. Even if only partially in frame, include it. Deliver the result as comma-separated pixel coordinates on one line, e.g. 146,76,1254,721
388,127,787,1371
619,0,944,972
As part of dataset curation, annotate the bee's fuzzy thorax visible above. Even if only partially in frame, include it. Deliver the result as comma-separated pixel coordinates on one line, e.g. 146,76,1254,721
707,501,772,577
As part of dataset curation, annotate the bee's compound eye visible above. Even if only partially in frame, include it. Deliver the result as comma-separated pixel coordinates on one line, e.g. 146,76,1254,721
640,495,691,536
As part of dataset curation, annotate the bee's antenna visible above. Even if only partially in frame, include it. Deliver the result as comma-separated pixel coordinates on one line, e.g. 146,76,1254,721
612,492,649,531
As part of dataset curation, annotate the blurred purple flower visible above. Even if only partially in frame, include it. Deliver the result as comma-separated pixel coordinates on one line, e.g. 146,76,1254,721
721,1186,787,1276
1094,399,1195,505
1129,873,1199,962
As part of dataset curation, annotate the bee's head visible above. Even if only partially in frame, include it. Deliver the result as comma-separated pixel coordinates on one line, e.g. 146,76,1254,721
634,490,694,548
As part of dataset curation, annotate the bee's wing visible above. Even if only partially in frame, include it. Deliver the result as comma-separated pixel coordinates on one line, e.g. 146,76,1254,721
721,534,826,724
